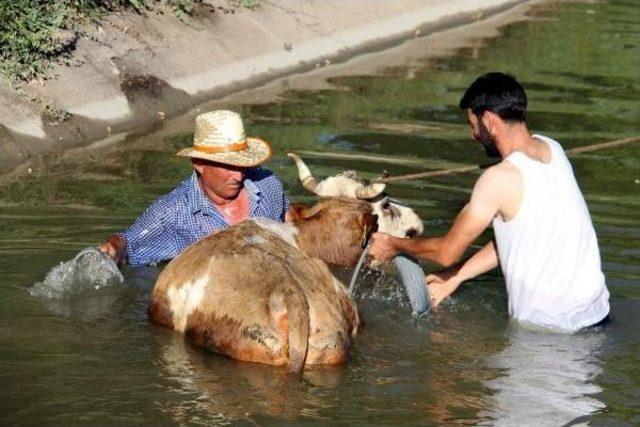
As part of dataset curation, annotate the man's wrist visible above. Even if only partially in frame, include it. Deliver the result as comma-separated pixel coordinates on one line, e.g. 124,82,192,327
393,235,420,259
102,234,127,263
387,235,405,258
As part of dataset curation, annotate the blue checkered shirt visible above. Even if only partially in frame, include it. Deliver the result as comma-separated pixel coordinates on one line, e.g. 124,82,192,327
120,168,288,266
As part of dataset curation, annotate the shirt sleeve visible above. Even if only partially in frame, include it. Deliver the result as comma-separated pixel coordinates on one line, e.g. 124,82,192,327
281,190,290,222
119,196,179,266
268,173,289,222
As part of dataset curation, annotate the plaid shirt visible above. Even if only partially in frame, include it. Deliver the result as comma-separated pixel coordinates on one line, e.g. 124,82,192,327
120,168,288,266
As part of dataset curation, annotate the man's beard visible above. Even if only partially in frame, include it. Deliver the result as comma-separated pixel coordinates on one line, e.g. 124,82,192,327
475,121,501,158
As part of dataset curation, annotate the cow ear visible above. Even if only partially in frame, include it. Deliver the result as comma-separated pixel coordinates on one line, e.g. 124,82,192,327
299,203,325,219
286,204,306,222
287,202,326,221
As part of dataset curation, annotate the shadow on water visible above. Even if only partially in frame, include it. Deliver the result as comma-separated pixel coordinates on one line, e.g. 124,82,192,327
1,0,639,425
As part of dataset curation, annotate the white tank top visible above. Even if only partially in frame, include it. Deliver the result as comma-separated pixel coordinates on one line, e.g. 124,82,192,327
492,134,609,331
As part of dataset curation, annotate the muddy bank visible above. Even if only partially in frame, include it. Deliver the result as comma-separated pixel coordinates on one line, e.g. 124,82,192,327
0,0,534,176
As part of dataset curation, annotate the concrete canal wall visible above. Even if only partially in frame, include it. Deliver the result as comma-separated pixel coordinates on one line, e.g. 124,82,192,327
0,0,532,175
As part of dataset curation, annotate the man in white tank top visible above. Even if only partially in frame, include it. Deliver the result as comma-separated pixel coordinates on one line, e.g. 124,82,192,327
369,72,609,331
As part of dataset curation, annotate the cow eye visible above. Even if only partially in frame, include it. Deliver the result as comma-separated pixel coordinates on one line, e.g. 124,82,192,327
381,197,390,209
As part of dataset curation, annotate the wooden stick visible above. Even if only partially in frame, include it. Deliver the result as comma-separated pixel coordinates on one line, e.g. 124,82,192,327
294,150,466,169
375,162,497,183
564,136,640,155
374,136,640,183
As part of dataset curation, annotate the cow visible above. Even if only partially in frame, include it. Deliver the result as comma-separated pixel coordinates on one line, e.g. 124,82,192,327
148,198,377,373
287,153,423,238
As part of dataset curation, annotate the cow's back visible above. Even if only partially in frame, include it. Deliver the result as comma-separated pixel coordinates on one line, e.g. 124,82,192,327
149,220,359,367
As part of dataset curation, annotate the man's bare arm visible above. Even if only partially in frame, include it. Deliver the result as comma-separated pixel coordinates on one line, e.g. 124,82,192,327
427,240,499,307
451,239,499,282
369,163,517,266
393,199,495,266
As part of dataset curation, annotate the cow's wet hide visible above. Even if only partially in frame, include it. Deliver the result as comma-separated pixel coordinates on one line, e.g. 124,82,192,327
149,198,374,373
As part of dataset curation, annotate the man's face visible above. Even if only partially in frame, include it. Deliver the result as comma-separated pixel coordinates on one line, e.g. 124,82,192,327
467,110,501,158
193,159,247,200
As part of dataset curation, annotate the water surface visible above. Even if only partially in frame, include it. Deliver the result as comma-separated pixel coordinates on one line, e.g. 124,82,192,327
1,1,639,425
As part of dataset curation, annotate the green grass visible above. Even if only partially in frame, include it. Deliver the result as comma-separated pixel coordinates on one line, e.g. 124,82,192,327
0,0,71,80
0,1,258,82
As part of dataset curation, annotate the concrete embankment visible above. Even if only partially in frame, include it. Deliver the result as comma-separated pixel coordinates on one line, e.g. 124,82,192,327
0,0,532,175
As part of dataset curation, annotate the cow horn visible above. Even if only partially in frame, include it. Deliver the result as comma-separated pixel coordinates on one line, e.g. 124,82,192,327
354,182,386,199
288,152,320,194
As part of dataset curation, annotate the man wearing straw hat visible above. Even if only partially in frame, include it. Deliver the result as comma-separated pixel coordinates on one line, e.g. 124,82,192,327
99,110,288,266
369,72,609,331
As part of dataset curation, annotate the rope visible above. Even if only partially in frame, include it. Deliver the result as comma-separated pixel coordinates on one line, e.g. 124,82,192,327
564,136,640,155
373,136,640,184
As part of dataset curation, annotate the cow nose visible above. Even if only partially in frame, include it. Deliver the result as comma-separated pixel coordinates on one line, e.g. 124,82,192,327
405,228,418,238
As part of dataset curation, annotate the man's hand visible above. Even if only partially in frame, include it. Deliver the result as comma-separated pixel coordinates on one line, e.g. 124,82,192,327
99,235,127,265
424,240,499,308
368,232,399,262
426,268,462,308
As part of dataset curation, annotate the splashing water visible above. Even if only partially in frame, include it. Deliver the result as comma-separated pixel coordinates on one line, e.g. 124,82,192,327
349,253,431,317
29,247,124,299
354,266,406,305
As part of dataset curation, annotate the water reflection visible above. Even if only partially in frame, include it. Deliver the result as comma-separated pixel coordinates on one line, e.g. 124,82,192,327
154,331,347,424
481,325,605,425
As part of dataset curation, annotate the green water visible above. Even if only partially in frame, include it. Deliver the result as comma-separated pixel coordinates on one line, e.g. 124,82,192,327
1,1,639,425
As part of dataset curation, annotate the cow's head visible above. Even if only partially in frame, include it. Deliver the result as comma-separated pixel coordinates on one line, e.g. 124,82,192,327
287,198,378,267
288,153,423,238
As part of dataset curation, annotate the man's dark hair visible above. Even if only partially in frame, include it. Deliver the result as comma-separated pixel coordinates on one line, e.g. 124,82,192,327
459,72,527,123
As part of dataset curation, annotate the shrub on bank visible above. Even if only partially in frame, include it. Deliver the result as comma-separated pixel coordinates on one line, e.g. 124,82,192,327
1,0,73,80
0,0,256,81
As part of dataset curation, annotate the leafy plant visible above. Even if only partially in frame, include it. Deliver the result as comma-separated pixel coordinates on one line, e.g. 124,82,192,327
0,1,68,80
43,102,71,124
0,0,258,81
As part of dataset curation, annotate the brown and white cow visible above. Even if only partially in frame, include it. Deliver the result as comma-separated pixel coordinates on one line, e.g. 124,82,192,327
287,153,424,238
149,198,377,373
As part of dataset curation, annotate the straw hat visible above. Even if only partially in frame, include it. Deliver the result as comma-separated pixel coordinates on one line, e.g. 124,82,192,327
176,110,271,167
